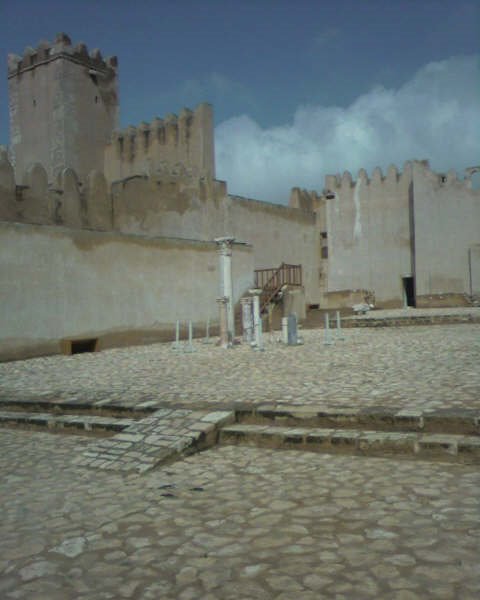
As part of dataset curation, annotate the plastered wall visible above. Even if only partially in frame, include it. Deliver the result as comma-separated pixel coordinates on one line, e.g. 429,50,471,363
0,222,253,360
111,175,228,240
324,165,413,306
412,162,480,305
228,195,321,305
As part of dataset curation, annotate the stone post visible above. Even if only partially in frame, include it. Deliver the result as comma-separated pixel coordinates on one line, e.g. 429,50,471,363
281,317,289,344
241,297,254,343
214,237,235,343
216,296,229,348
250,289,263,351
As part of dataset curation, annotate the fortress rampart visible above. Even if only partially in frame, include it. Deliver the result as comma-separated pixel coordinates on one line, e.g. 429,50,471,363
104,103,215,184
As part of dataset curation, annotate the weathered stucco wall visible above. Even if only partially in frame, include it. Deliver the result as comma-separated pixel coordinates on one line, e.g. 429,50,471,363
0,222,253,361
324,165,413,307
8,34,118,184
111,176,227,240
228,195,321,305
412,163,480,305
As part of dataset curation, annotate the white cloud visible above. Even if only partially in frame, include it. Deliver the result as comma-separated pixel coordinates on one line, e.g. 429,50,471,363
215,55,480,203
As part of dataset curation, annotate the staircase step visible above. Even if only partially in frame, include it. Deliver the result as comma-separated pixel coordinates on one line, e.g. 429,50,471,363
0,410,135,435
219,424,480,464
235,405,480,436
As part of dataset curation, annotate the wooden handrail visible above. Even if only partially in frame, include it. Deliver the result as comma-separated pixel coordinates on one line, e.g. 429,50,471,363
254,263,302,313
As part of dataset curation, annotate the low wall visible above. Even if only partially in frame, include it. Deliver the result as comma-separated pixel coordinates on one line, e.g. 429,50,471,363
0,222,253,361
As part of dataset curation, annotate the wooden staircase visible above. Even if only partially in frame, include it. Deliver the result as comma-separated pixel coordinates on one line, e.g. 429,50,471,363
254,263,302,314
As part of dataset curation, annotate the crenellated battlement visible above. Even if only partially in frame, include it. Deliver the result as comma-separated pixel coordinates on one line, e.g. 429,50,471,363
104,103,215,183
324,160,478,195
7,32,117,78
324,162,416,193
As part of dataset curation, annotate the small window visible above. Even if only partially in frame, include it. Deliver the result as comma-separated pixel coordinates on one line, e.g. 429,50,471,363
320,231,328,239
33,99,36,107
321,246,329,259
94,96,98,104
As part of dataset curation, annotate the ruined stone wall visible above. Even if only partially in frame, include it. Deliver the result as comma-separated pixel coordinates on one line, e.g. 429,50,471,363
8,34,119,184
0,221,254,361
227,195,322,305
104,103,215,184
412,162,480,306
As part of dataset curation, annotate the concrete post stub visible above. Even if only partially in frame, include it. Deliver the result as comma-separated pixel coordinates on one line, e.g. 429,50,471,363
240,297,254,343
216,296,230,349
249,289,264,351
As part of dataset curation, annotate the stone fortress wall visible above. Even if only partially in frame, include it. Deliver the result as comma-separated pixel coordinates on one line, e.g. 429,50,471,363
8,33,119,184
1,32,478,360
411,162,480,306
104,103,215,184
293,162,480,308
0,146,322,305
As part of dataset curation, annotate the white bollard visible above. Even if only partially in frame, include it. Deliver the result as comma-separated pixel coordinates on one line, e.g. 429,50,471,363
186,320,195,352
172,320,181,350
335,310,345,340
324,313,333,346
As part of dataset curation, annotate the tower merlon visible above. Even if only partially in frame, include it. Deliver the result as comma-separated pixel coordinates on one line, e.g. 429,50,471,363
7,33,118,78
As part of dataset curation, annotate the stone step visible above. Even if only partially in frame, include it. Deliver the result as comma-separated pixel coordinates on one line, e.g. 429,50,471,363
219,424,480,464
0,399,156,418
235,405,480,436
0,410,135,435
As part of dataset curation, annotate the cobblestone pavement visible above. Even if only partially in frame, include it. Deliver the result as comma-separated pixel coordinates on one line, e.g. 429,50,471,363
0,324,478,412
73,409,234,473
0,429,478,599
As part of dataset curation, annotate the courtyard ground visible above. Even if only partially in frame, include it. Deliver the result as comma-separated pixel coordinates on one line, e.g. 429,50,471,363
0,319,479,599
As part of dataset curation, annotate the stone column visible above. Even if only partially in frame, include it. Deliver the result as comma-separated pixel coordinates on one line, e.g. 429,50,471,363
241,297,253,343
249,289,263,350
214,237,235,343
216,296,229,348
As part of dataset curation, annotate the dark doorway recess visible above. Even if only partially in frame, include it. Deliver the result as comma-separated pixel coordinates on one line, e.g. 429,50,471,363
70,338,98,354
403,277,416,307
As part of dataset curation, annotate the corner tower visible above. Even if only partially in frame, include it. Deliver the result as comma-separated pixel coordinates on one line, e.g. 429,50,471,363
8,33,119,183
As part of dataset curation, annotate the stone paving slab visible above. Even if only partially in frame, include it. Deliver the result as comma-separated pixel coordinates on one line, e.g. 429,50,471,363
0,324,479,414
73,409,235,473
0,429,479,599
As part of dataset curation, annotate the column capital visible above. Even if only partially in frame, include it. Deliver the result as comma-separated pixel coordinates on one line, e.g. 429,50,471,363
214,236,235,256
249,288,262,296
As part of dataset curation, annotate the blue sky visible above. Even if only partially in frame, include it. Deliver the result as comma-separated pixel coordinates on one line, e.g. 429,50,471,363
1,0,479,202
